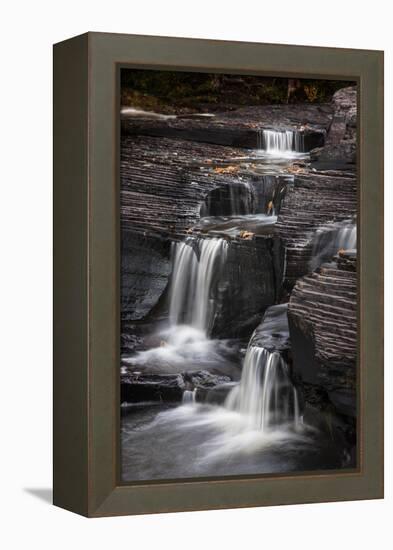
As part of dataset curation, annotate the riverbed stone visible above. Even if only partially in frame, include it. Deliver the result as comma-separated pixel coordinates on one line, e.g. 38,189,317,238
121,373,186,403
184,370,232,389
250,303,290,353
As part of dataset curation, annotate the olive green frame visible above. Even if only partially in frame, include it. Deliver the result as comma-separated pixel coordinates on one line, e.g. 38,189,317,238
53,32,384,517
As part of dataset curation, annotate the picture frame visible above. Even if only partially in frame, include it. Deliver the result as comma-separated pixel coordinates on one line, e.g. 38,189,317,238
53,32,384,517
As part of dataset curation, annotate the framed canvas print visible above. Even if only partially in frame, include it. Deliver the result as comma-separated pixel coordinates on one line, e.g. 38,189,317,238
53,32,384,517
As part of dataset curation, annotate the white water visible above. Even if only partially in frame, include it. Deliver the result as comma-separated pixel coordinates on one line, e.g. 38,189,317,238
310,221,357,270
122,325,231,370
195,213,277,238
200,180,256,217
183,389,197,404
225,344,301,432
122,344,306,478
257,129,305,155
124,237,230,370
120,107,177,120
229,180,254,215
169,237,228,334
121,107,216,120
119,117,350,481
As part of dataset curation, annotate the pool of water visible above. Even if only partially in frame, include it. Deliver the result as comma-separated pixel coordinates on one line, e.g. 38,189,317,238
121,403,348,482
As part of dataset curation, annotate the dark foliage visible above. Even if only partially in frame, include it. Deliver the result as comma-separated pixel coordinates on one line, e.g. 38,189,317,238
121,69,354,113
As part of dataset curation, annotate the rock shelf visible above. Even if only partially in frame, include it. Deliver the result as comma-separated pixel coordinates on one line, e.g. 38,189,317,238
288,250,357,417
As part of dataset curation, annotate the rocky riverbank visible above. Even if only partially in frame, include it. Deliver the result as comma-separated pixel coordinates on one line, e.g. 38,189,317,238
120,84,358,472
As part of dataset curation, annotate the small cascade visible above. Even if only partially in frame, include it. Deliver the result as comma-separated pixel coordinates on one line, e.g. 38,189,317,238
257,129,304,154
293,387,301,428
294,131,305,152
200,181,255,217
254,175,292,216
169,237,228,335
225,344,300,432
200,174,291,224
182,389,197,404
229,181,254,215
310,221,357,270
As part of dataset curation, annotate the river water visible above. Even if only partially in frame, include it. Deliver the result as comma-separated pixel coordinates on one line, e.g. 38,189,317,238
121,129,354,481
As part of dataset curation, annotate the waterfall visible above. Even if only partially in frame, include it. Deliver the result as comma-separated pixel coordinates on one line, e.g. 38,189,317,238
310,222,357,271
169,237,228,334
225,344,300,431
257,129,304,154
229,181,254,215
182,389,197,404
200,175,290,220
200,181,255,217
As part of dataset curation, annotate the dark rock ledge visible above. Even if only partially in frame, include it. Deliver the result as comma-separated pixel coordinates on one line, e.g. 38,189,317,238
121,134,288,238
122,104,333,150
121,370,231,404
250,303,290,354
275,86,357,288
275,171,357,287
310,86,357,166
121,135,287,324
288,250,357,419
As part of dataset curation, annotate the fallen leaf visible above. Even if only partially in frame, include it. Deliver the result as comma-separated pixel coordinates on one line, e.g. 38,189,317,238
239,230,254,240
213,165,239,174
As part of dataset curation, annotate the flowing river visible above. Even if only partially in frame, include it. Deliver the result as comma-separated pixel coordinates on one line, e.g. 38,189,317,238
121,129,355,481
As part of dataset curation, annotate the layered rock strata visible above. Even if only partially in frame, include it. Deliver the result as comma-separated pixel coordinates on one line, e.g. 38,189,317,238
122,104,332,149
121,135,288,324
310,86,357,167
275,171,357,287
288,250,357,418
275,86,357,288
121,134,289,238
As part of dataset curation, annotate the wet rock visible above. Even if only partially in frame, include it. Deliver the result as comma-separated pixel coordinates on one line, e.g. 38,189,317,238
203,382,237,405
302,401,356,468
184,370,232,389
121,373,185,403
121,332,144,355
122,104,332,150
200,174,291,218
288,250,357,418
121,231,171,322
250,303,290,353
121,135,294,238
310,141,356,164
275,171,357,287
310,86,357,165
183,371,233,404
121,134,289,328
121,369,233,404
212,235,280,338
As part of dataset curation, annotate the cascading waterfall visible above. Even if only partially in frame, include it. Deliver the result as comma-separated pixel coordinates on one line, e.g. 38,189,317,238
310,221,357,270
294,131,305,153
169,237,228,335
225,344,300,431
257,129,304,154
182,389,197,404
229,181,254,215
125,236,229,368
199,174,292,228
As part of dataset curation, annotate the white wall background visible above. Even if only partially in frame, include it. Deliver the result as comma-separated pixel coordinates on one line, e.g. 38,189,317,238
0,1,391,548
